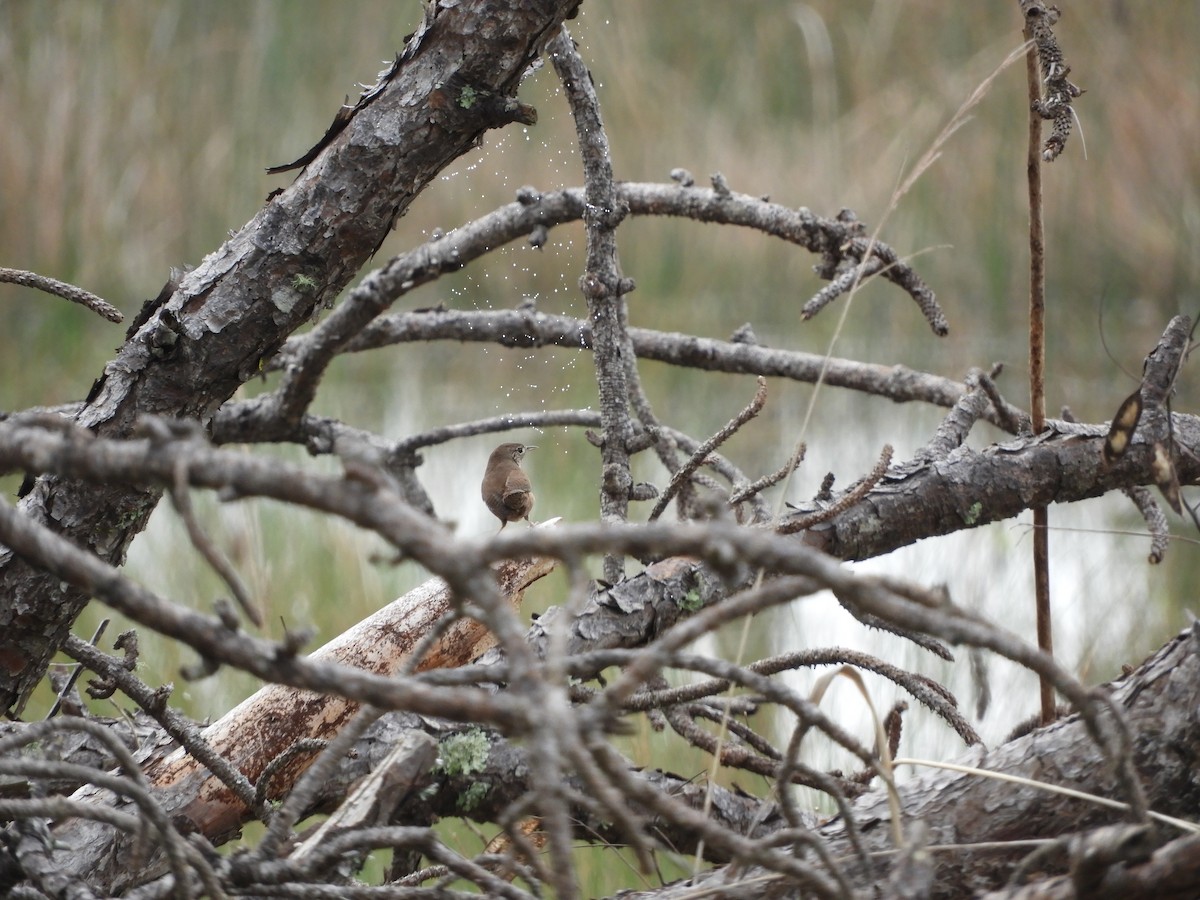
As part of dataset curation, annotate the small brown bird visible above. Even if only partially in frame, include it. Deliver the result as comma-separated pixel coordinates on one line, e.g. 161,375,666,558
481,442,537,529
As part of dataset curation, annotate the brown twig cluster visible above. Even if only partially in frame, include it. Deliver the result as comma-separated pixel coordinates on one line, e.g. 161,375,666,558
3,366,1192,893
0,5,1197,899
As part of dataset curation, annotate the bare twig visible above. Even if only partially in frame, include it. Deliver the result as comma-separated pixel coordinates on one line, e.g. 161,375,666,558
729,445,805,513
587,738,846,896
1123,486,1170,564
231,825,536,898
648,377,768,521
274,307,1029,432
976,366,1031,434
659,424,772,522
543,29,645,894
391,409,605,455
169,452,263,627
778,445,892,535
798,41,1029,338
550,27,636,594
256,708,386,860
47,620,108,719
0,266,123,323
922,371,994,458
805,237,946,336
262,182,943,387
64,634,263,817
617,646,976,746
562,735,657,874
0,718,204,898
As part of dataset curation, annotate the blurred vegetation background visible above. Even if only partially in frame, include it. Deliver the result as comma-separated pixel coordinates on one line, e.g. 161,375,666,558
2,1,1199,887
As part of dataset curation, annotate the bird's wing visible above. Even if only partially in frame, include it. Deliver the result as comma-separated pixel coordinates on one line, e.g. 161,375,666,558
502,472,530,507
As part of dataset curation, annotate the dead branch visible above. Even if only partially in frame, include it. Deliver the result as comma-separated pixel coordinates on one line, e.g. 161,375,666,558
550,27,635,600
0,267,123,323
648,376,768,521
252,306,1024,436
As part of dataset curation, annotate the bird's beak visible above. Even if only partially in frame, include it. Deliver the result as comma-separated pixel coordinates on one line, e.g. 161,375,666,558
525,445,538,451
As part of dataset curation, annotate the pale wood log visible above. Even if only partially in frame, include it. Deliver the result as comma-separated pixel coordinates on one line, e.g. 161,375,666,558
53,553,554,891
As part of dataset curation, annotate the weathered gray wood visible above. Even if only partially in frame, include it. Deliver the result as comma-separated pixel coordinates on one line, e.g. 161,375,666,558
0,0,582,716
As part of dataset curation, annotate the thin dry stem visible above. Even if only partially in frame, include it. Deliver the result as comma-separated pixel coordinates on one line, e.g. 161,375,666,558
648,376,768,522
0,266,123,323
778,444,892,534
1021,0,1055,727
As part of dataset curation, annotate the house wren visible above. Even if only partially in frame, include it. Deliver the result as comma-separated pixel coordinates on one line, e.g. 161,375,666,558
481,442,537,529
